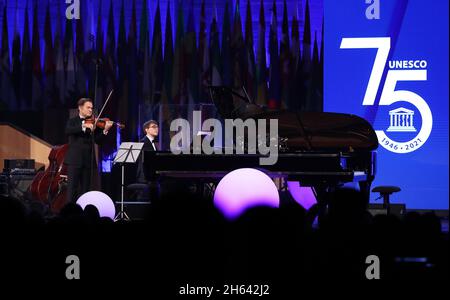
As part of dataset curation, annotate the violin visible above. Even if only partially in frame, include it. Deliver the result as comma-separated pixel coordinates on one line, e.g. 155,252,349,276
85,116,125,130
83,90,124,130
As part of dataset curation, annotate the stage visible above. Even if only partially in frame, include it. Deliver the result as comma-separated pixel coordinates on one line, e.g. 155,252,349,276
0,0,448,284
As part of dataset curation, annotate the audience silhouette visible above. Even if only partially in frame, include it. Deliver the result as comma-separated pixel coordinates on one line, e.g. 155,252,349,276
0,185,447,284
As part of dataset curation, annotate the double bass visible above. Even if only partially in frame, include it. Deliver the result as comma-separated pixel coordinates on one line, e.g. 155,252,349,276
29,144,69,213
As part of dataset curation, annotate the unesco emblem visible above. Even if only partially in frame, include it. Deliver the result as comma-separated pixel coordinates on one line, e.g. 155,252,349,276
340,37,433,154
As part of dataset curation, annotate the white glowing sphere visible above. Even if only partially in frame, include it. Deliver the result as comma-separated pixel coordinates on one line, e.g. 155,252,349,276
214,168,279,220
76,191,116,220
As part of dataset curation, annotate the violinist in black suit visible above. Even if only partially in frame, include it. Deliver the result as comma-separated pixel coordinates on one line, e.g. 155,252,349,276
64,98,113,203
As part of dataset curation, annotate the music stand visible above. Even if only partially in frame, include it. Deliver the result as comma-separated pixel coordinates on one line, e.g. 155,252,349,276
113,142,144,221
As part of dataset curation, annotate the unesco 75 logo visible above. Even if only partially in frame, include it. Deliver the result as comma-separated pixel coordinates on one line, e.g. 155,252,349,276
340,37,432,154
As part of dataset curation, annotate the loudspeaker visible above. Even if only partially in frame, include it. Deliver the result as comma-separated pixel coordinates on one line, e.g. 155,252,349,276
3,159,35,171
0,174,8,196
1,173,35,202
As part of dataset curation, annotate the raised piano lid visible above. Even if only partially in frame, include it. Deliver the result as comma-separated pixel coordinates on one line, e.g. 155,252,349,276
208,86,379,152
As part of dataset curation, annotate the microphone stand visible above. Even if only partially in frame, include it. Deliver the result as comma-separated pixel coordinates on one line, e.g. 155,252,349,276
89,56,113,193
90,58,101,192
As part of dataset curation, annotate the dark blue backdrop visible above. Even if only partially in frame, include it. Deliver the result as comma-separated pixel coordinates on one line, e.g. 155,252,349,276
325,0,449,209
0,0,323,67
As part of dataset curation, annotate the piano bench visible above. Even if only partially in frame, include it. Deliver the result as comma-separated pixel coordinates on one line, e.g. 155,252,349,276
372,186,401,213
372,186,401,194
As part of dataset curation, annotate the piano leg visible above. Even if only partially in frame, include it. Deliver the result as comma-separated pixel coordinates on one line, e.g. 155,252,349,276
311,185,334,228
307,181,373,229
359,180,372,209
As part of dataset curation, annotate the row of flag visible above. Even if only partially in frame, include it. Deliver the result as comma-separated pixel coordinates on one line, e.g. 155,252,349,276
0,0,323,147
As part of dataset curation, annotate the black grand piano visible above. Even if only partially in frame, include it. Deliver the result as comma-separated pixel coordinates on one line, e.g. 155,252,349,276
143,86,378,209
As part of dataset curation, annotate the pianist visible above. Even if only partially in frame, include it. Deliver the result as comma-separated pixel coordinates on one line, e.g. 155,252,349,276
137,120,159,183
142,120,159,152
131,120,160,203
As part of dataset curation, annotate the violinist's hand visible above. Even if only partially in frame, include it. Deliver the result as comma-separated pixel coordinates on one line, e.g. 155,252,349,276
104,120,114,132
84,123,94,131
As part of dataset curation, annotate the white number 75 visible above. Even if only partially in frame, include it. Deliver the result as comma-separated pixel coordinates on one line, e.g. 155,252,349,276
340,37,432,153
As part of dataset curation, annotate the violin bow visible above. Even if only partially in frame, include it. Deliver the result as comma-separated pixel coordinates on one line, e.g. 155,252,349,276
94,89,114,128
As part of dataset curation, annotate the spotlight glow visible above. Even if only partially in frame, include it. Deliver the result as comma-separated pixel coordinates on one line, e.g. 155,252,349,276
287,181,317,210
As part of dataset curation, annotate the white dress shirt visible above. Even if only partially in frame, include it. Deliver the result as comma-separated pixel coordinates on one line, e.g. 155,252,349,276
146,135,156,151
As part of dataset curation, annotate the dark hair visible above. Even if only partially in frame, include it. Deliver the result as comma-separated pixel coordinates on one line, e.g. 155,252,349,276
143,120,158,132
78,98,93,107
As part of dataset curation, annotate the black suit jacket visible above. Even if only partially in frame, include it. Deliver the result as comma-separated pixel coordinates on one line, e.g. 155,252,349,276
141,136,157,152
136,136,157,182
64,116,107,168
